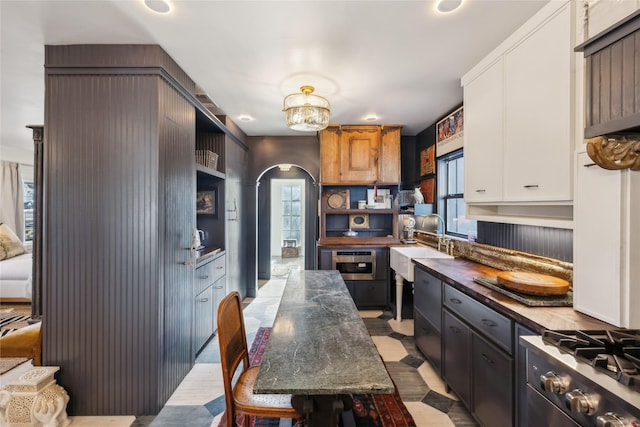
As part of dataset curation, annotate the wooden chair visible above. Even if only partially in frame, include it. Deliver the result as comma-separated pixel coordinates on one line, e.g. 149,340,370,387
0,321,42,365
217,291,302,427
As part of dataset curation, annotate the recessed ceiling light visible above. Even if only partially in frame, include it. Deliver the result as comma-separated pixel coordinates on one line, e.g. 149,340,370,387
144,0,171,14
238,115,254,122
364,114,379,121
435,0,463,14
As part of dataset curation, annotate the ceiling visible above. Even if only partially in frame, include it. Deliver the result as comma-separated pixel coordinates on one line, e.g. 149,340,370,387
0,0,550,163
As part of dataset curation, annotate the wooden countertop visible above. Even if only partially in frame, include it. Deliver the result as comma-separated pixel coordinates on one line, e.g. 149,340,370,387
412,257,614,333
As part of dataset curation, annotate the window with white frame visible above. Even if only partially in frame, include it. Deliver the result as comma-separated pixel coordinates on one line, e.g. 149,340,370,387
281,184,302,245
437,149,477,238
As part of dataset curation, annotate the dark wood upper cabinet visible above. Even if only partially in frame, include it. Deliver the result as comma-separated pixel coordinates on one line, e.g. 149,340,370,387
576,10,640,138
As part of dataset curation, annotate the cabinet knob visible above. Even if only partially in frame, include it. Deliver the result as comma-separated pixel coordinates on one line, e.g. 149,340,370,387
565,390,596,415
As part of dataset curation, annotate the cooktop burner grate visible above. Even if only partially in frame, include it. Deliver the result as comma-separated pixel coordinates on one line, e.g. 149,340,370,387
542,329,640,391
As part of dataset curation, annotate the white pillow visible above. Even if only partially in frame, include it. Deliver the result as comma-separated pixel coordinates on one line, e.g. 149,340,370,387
0,223,26,261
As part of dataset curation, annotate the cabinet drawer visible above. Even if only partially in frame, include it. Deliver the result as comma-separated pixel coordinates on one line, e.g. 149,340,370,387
195,254,225,295
414,269,442,332
443,285,513,353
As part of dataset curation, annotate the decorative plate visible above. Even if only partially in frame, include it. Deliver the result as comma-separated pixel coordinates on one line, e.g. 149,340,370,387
326,189,349,209
327,193,344,209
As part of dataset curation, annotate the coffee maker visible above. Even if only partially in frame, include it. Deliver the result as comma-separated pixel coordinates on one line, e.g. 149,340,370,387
401,216,416,244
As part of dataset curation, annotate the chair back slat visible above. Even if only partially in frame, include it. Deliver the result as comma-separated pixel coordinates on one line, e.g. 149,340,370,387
217,291,250,425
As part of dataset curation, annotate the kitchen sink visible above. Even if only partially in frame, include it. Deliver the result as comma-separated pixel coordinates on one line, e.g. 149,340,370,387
390,245,453,283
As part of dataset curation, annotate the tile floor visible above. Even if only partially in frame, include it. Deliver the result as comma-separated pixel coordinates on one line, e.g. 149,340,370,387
12,257,478,427
145,271,478,427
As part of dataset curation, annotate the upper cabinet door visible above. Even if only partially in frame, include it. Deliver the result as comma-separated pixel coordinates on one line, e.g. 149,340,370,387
503,4,572,202
319,125,342,183
320,125,400,185
340,126,381,183
464,59,504,203
379,126,401,184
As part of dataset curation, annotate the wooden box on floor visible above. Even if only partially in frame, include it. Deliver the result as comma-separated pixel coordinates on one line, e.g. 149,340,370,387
281,240,299,258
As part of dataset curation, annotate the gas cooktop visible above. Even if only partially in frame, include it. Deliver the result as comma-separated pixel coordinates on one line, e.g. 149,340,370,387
542,329,640,392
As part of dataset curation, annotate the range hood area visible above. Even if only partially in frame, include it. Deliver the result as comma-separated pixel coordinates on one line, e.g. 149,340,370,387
575,9,640,171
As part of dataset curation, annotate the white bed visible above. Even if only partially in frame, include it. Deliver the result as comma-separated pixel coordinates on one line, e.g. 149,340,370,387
0,253,32,301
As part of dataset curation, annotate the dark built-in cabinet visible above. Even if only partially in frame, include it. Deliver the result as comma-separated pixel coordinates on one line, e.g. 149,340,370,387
318,246,389,309
42,44,238,416
443,284,514,427
413,268,443,375
576,10,640,137
415,268,516,427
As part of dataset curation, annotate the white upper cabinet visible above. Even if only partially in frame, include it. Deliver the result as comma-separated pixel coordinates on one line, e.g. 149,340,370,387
503,4,572,202
463,59,504,203
461,1,574,227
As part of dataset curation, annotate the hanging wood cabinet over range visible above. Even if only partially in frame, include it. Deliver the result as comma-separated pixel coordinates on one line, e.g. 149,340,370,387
575,10,640,138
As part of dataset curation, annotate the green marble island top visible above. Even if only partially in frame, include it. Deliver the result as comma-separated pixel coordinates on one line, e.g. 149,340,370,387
253,270,394,395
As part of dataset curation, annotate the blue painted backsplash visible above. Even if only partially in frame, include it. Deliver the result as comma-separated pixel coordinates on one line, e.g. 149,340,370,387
477,222,573,263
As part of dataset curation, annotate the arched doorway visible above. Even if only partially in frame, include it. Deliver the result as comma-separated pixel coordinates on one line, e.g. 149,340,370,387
256,164,317,281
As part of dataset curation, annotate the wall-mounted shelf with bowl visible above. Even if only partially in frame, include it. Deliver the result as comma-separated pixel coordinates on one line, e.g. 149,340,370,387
319,186,399,245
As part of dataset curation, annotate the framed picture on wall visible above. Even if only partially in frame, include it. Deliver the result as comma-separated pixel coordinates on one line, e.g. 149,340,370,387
420,178,435,204
420,145,436,176
196,189,217,216
436,106,464,157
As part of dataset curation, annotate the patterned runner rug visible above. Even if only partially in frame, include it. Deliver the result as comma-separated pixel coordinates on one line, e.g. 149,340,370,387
219,327,416,427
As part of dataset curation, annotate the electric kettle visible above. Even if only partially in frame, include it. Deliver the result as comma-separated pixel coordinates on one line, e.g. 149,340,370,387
193,229,205,250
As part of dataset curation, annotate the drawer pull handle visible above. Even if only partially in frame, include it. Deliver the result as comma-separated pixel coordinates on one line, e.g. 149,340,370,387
583,163,597,167
449,326,461,334
475,189,486,193
216,266,224,270
215,285,224,289
481,318,497,327
199,297,209,302
481,353,494,364
523,184,539,189
199,275,209,279
449,298,462,304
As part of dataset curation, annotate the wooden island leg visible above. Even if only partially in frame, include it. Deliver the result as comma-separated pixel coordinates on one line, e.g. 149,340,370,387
292,395,353,427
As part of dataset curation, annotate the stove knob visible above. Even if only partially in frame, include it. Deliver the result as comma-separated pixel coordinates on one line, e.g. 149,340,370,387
596,413,629,427
565,390,596,415
540,371,567,394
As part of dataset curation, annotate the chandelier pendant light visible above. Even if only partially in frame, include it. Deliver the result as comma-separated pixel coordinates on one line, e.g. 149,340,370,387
283,85,331,131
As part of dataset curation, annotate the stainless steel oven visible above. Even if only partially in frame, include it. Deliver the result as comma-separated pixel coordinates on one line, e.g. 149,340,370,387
331,250,376,281
521,330,640,427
